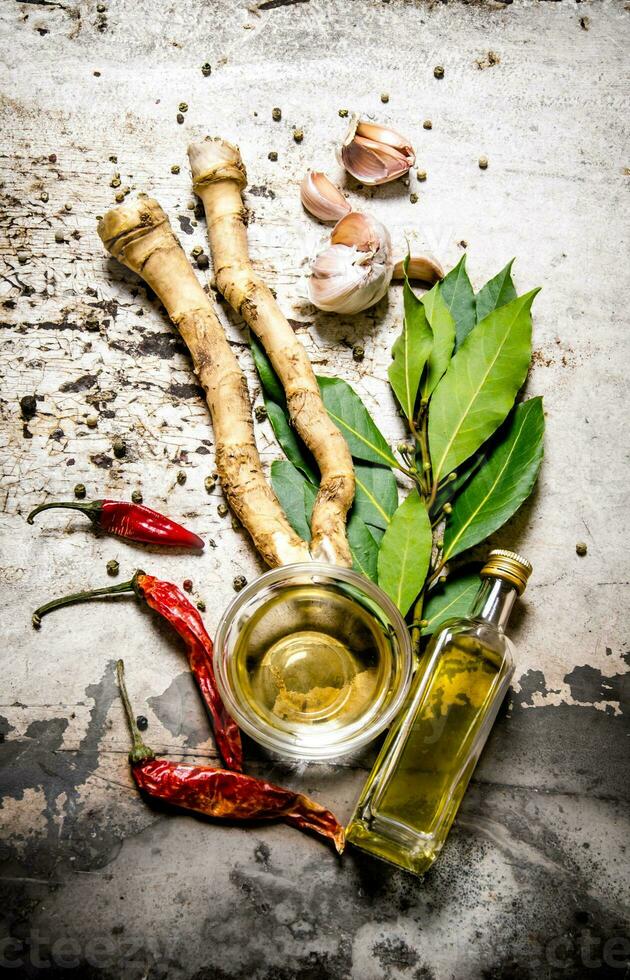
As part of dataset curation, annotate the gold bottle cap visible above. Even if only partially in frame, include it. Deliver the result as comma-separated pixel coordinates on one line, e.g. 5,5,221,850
481,549,532,595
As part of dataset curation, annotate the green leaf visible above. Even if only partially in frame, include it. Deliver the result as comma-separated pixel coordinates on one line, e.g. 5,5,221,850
428,289,539,485
440,255,476,349
249,332,285,405
265,401,318,484
475,259,517,323
431,447,486,516
421,571,480,636
347,515,380,582
317,376,398,468
443,397,544,561
421,282,456,398
354,463,398,531
388,268,433,420
270,460,316,541
377,492,432,616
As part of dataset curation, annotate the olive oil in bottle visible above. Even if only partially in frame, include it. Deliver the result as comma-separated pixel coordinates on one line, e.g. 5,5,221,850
346,549,532,876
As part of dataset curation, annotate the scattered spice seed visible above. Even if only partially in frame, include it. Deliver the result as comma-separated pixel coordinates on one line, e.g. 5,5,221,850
478,156,489,170
20,395,37,420
109,155,117,163
204,476,216,493
96,3,106,11
191,245,203,257
64,202,72,212
417,170,427,181
410,193,419,204
268,151,278,161
171,164,180,174
231,517,240,531
86,414,98,428
115,192,125,203
55,230,65,243
111,176,121,188
423,120,433,130
201,63,212,76
40,191,49,202
106,559,120,577
380,93,389,103
196,254,210,270
48,153,57,163
217,503,228,517
17,252,28,264
458,239,468,248
576,541,588,556
176,470,187,485
233,575,247,592
74,483,87,500
434,65,445,79
293,128,304,143
254,405,267,422
352,345,365,362
179,102,188,113
183,579,193,593
136,715,149,731
177,113,185,125
579,15,590,30
112,436,126,459
338,108,349,118
131,489,143,504
196,599,206,612
272,107,282,121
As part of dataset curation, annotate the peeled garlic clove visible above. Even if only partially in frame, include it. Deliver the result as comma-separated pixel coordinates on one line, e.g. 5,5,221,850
341,118,415,185
392,255,444,284
300,171,351,222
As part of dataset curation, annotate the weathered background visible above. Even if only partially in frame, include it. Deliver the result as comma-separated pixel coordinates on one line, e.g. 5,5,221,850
1,0,629,977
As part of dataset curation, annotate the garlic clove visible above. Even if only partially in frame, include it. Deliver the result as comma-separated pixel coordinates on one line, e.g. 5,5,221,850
355,121,415,164
392,255,444,284
300,171,351,222
340,118,416,185
331,211,388,253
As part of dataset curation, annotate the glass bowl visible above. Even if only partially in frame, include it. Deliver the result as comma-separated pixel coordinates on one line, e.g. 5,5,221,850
214,562,412,761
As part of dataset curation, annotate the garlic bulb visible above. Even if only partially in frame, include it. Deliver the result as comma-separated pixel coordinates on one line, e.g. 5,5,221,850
307,211,393,315
300,171,351,222
341,118,415,186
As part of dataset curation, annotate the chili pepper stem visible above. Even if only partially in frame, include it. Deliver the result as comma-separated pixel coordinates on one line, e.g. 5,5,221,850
116,660,155,764
32,571,145,629
27,500,103,526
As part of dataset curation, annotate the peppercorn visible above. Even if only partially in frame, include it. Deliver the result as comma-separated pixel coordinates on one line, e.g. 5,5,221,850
231,517,240,531
352,345,365,362
458,240,468,249
106,559,120,577
233,575,247,592
204,476,216,493
410,193,418,204
576,541,588,556
54,230,65,243
176,470,187,485
268,151,278,162
171,164,180,174
218,503,228,517
254,405,267,422
434,65,444,79
20,395,37,420
191,245,203,258
17,251,28,265
96,3,106,11
177,113,184,125
115,192,125,203
131,489,143,504
112,436,126,459
417,170,427,181
423,120,433,130
86,414,98,428
196,254,210,270
183,579,193,593
196,600,206,612
201,63,212,76
74,483,86,500
338,108,349,118
272,107,282,121
380,93,389,103
479,156,489,170
179,102,188,113
64,202,72,212
40,191,49,203
111,176,121,188
293,128,304,143
136,715,148,731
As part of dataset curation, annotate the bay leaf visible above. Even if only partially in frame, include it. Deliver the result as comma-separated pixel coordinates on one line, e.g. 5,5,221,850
347,515,380,582
428,288,539,485
249,332,285,405
443,397,544,561
270,460,316,541
318,376,397,468
440,254,476,348
421,281,456,398
421,570,480,636
475,259,517,323
377,492,432,616
388,266,433,420
354,462,399,531
265,401,318,485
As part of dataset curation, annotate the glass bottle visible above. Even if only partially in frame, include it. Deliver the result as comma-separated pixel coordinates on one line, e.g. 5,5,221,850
346,549,532,876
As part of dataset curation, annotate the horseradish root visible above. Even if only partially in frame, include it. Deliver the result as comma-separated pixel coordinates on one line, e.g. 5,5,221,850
188,138,355,567
97,196,310,567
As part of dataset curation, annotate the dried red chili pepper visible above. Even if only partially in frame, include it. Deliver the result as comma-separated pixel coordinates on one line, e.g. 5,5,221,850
116,660,344,853
27,499,204,550
32,570,242,772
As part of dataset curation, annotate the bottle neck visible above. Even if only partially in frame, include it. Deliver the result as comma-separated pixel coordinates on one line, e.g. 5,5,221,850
470,577,517,631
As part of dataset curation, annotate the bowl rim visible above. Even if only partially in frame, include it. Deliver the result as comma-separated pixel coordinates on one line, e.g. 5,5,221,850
213,561,413,761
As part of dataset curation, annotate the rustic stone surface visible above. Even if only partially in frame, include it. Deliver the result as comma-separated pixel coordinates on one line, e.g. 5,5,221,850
1,1,629,978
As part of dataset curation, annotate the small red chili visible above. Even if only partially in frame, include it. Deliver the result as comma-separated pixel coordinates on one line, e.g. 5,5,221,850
27,499,204,550
116,660,344,853
32,570,242,772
